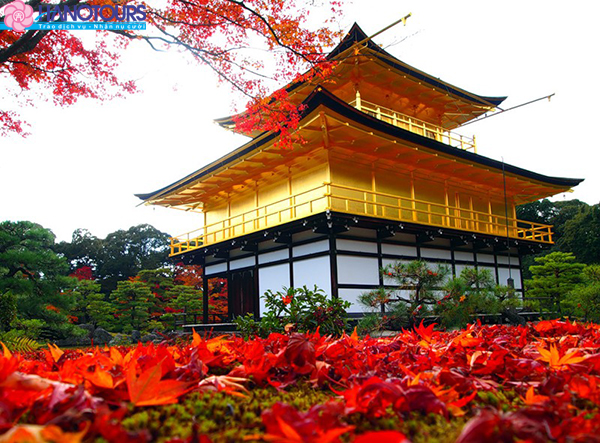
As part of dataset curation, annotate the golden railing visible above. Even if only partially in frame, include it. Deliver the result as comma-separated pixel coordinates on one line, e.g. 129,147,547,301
349,96,477,152
169,183,552,255
170,185,328,256
326,183,553,244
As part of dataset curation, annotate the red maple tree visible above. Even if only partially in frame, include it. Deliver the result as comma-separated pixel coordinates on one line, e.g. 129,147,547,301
1,0,343,136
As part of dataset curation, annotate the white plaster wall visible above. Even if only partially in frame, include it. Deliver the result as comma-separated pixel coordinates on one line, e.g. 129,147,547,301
477,253,495,264
205,263,227,276
292,240,329,258
454,250,474,261
258,264,291,315
420,248,452,260
229,256,255,271
337,255,379,285
293,256,332,295
381,243,417,257
258,248,288,265
497,255,518,265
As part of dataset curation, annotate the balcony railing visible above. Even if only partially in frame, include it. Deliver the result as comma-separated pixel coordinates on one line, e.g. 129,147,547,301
349,94,477,152
169,183,553,256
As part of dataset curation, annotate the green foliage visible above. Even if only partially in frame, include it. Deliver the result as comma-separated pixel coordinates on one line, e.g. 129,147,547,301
110,280,156,332
561,264,600,322
167,285,203,316
434,268,518,329
97,225,172,292
517,199,598,279
0,290,17,331
516,198,559,225
55,224,171,294
53,228,103,272
558,205,600,264
9,318,45,339
382,260,450,306
87,298,116,330
358,261,449,331
70,279,106,325
525,252,585,314
0,221,79,339
356,313,384,335
0,329,40,352
357,287,410,333
235,286,350,338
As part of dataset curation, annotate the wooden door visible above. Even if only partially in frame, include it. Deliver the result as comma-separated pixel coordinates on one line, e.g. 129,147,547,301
228,270,256,319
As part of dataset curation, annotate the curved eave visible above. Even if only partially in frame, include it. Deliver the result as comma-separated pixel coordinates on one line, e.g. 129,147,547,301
310,88,581,190
135,130,276,203
137,86,582,205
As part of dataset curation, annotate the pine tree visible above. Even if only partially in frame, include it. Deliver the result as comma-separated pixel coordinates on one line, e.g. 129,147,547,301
526,252,585,314
110,280,155,333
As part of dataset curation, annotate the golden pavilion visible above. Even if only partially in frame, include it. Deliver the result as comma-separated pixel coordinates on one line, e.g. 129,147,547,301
137,24,582,322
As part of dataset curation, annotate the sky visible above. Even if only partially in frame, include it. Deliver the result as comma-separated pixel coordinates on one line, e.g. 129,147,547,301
1,0,599,243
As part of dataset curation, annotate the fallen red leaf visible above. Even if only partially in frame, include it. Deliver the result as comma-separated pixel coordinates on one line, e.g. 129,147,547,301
126,359,193,406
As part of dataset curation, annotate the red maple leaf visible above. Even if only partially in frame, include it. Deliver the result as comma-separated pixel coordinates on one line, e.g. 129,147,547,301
126,360,193,406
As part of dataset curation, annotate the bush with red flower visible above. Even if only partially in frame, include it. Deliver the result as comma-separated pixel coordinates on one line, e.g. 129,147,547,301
235,286,350,338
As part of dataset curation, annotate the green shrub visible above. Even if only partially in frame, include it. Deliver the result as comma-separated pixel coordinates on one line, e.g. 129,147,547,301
434,268,518,329
525,252,585,314
10,318,45,339
357,261,449,332
0,291,17,332
561,264,600,322
234,286,350,338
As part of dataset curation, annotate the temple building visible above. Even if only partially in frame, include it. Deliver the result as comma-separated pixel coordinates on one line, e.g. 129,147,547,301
137,24,582,322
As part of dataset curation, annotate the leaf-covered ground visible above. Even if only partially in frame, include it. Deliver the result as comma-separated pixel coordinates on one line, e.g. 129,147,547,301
2,320,600,442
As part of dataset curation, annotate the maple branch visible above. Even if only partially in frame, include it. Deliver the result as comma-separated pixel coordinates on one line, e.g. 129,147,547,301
0,30,49,64
225,0,317,64
7,60,70,75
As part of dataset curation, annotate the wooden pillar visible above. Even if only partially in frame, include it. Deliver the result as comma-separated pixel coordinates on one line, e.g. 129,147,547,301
329,232,339,299
202,264,209,324
488,199,493,234
371,164,376,216
288,166,294,220
469,196,475,231
444,182,450,227
410,173,417,222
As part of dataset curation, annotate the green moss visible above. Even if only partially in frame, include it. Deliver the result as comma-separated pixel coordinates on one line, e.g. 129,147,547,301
345,411,468,443
102,381,544,442
118,382,336,442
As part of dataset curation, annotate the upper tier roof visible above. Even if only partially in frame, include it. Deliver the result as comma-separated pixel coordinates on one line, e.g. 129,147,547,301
215,23,507,136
